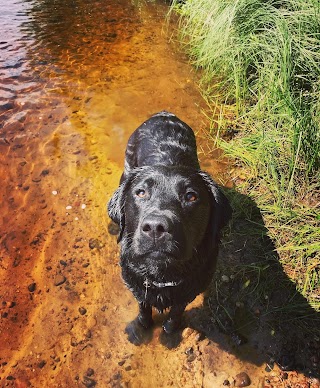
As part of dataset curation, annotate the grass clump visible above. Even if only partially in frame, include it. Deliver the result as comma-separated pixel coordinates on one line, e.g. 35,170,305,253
170,0,320,308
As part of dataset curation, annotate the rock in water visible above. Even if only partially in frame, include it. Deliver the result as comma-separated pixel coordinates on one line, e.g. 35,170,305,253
54,274,66,286
28,283,36,292
234,372,251,387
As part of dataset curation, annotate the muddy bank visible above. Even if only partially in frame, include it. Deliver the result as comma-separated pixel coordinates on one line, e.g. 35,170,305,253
0,0,319,387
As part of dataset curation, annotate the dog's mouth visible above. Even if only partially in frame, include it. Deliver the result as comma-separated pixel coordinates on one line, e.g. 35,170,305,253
124,244,191,280
130,249,179,263
147,250,177,259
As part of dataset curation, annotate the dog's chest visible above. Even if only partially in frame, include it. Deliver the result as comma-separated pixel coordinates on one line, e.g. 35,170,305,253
121,267,181,309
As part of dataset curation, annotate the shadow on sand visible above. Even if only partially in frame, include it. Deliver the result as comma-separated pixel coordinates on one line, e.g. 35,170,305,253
183,189,320,378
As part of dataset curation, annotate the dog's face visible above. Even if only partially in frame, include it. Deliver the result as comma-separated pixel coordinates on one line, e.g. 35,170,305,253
124,167,211,264
108,166,231,279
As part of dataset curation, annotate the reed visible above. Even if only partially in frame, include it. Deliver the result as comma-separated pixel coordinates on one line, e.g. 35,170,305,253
171,0,320,308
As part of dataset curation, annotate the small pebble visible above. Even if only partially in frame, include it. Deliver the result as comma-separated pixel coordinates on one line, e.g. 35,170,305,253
66,205,72,210
82,376,96,387
52,190,58,195
221,275,229,282
187,354,196,362
38,360,46,369
71,338,78,347
182,328,194,339
79,307,87,315
234,372,251,387
108,222,119,235
28,283,36,292
195,332,205,342
89,238,103,249
265,363,273,372
81,204,86,209
54,274,66,286
86,368,94,376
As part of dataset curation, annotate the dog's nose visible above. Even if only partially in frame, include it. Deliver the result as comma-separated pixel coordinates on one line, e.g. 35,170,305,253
141,217,169,240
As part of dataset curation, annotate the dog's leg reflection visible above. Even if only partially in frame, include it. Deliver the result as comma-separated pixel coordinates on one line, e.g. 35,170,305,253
125,303,153,346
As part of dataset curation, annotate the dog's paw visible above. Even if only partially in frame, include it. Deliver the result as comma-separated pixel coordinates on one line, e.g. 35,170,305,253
125,318,153,346
159,330,182,349
138,313,153,329
108,221,119,235
162,317,182,334
160,317,184,348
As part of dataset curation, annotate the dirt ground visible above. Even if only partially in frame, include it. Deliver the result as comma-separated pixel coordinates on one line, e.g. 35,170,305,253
0,0,319,387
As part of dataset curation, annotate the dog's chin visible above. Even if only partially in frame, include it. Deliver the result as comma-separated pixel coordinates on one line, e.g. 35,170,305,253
136,250,189,277
147,250,176,260
132,240,180,259
135,250,178,267
125,248,177,269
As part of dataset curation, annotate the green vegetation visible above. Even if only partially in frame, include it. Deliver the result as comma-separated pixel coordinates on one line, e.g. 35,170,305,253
170,0,320,309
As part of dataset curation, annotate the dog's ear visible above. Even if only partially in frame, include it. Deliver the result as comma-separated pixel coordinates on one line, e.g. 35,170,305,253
107,179,131,242
199,171,232,243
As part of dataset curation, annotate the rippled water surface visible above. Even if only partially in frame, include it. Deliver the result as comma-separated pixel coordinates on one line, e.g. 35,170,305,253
1,0,216,164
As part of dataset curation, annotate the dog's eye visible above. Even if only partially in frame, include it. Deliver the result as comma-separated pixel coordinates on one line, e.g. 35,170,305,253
185,192,197,202
136,189,147,198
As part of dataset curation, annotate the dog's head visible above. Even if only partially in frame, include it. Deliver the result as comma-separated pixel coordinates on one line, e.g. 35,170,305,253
108,166,231,276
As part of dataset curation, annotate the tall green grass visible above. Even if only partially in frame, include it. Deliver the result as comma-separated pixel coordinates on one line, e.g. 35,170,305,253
170,0,320,308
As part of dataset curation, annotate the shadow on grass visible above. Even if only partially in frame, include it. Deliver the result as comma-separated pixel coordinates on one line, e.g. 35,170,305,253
184,188,320,378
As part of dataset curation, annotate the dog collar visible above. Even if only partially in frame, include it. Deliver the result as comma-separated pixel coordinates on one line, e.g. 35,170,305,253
144,279,182,288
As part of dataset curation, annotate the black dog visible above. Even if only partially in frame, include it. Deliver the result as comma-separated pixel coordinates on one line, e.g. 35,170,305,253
108,111,231,344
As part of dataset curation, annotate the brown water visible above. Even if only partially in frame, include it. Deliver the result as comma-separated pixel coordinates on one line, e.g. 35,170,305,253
1,0,318,387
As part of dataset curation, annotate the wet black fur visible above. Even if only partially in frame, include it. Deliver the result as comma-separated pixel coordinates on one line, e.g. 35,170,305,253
108,111,232,343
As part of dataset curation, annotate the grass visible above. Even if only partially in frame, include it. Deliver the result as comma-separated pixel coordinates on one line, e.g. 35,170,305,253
170,0,320,310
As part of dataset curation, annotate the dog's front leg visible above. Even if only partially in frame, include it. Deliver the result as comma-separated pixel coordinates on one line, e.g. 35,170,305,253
163,303,187,334
125,302,153,346
137,302,153,328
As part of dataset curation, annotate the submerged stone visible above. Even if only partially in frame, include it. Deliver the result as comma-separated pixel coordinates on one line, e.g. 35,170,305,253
234,372,251,387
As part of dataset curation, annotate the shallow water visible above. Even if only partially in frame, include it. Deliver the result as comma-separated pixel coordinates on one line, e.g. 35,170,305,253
0,0,302,387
